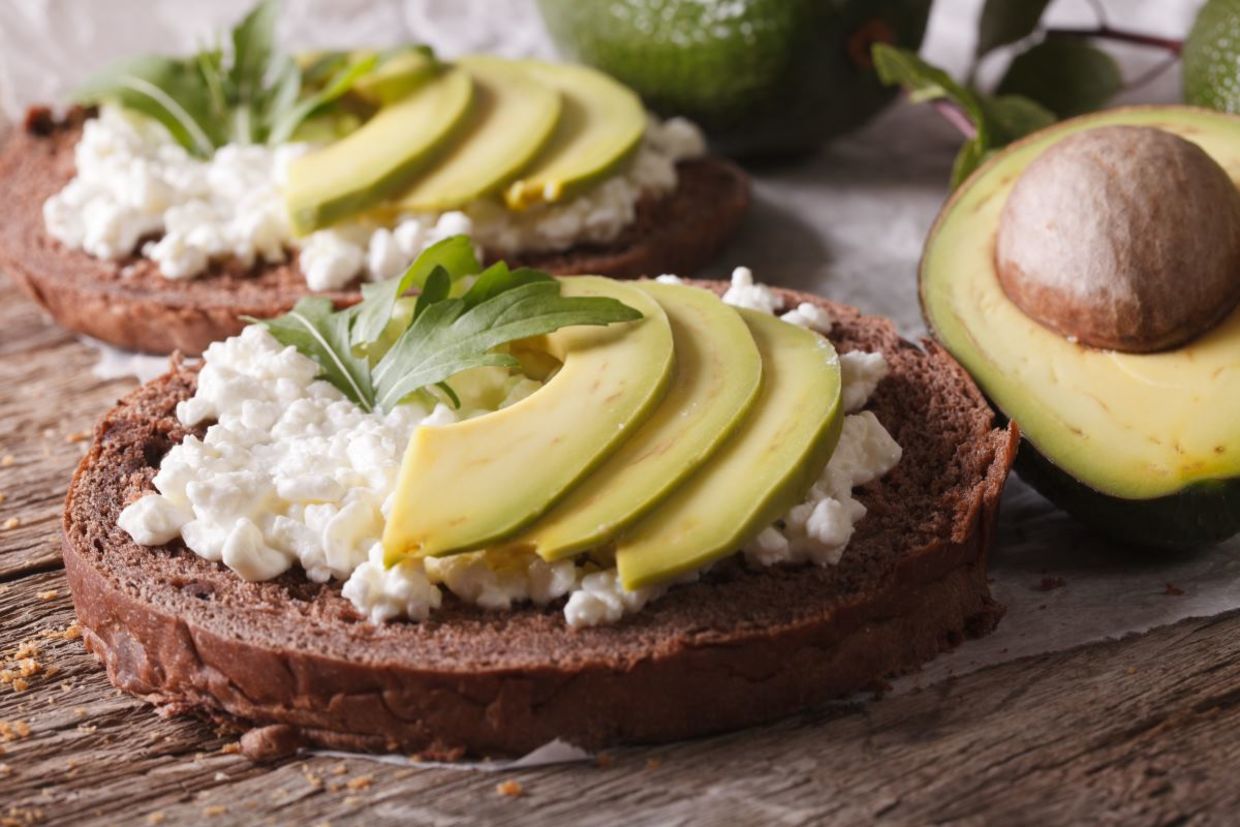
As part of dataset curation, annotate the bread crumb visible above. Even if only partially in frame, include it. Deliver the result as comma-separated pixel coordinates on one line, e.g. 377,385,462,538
0,720,31,741
202,805,227,817
65,431,90,444
0,764,12,778
2,518,20,531
302,770,323,790
219,742,241,755
341,796,361,806
345,775,372,791
1,455,14,467
330,763,348,776
62,623,82,641
77,723,96,734
35,591,58,602
146,813,166,825
645,756,664,770
10,678,28,693
496,780,524,798
595,753,613,768
0,493,7,504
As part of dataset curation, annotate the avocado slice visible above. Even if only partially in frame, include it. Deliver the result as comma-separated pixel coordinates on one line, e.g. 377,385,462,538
353,46,438,106
616,310,844,590
395,56,563,213
503,61,646,210
382,277,674,562
284,65,474,234
504,281,763,560
920,105,1240,547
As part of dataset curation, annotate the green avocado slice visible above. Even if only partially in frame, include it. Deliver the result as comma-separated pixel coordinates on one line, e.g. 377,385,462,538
395,56,563,212
284,66,474,233
352,46,438,106
503,281,763,561
920,105,1240,546
382,277,673,562
616,310,844,590
503,60,646,210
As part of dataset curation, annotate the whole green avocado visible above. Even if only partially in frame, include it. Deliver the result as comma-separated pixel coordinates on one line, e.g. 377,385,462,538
1184,0,1240,112
535,0,933,158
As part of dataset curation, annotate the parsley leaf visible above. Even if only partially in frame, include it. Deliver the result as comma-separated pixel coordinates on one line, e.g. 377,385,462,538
251,237,643,413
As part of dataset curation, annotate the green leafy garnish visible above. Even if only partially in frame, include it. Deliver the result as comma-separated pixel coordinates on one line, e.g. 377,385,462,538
873,44,1054,187
74,0,383,156
251,238,643,413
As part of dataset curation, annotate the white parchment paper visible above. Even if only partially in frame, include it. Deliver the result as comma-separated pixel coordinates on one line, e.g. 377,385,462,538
2,0,1235,762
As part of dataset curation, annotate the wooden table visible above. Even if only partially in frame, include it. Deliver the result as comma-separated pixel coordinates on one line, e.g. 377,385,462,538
3,272,1239,827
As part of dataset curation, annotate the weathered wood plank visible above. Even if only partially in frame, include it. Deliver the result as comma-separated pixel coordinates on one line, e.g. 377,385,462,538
4,559,1240,826
0,275,142,578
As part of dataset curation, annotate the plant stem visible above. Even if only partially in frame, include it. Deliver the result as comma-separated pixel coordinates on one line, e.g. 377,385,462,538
932,99,978,140
1044,25,1183,55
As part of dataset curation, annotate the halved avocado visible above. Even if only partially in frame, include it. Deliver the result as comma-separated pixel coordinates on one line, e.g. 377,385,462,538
285,66,474,233
382,277,673,562
503,60,646,210
505,281,763,561
920,105,1240,547
616,309,844,590
395,56,563,213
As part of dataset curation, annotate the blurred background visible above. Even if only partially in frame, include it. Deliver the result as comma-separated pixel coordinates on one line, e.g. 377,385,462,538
0,0,1202,331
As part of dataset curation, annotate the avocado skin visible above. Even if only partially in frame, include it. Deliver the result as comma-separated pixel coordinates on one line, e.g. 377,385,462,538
1015,447,1240,550
535,0,932,158
1184,0,1240,113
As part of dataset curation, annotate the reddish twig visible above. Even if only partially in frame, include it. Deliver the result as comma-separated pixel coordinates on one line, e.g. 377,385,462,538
1044,25,1183,55
931,99,978,140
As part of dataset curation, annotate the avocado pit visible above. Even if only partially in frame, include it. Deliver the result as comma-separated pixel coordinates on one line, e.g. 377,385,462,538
995,124,1240,352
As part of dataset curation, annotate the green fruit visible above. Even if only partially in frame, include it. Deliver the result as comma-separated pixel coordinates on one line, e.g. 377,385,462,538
504,60,647,210
1184,0,1240,112
535,0,932,157
383,278,673,562
284,66,474,233
617,309,843,590
920,105,1240,549
508,280,763,562
396,56,563,212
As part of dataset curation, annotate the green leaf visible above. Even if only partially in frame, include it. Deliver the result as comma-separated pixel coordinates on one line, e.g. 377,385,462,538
370,281,643,412
460,262,554,308
872,44,989,139
950,138,991,189
267,52,377,145
350,235,482,347
975,0,1054,58
413,267,452,321
249,298,375,411
75,55,218,157
230,0,279,102
996,36,1124,117
981,93,1057,143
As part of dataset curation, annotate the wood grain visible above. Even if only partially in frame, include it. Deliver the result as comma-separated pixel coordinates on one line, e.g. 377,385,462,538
2,272,1240,826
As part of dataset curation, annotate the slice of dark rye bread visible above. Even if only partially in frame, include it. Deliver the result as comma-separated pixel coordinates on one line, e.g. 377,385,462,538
61,281,1018,762
0,107,750,356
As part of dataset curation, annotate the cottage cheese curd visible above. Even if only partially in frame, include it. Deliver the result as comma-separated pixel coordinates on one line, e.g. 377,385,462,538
119,274,900,629
43,107,706,290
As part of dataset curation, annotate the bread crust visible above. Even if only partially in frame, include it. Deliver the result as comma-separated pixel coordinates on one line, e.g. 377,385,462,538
0,112,749,356
61,282,1018,761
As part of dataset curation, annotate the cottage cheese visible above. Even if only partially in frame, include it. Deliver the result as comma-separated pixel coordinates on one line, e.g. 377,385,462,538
43,107,706,290
119,274,900,629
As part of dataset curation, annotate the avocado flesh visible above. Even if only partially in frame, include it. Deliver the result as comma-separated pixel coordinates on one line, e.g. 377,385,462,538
921,107,1240,538
503,61,646,210
616,309,844,590
396,56,563,213
382,278,673,563
504,281,763,561
284,66,474,234
353,47,438,106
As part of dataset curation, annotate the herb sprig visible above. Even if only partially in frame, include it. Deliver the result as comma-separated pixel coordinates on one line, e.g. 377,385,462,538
251,238,644,413
74,0,378,156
